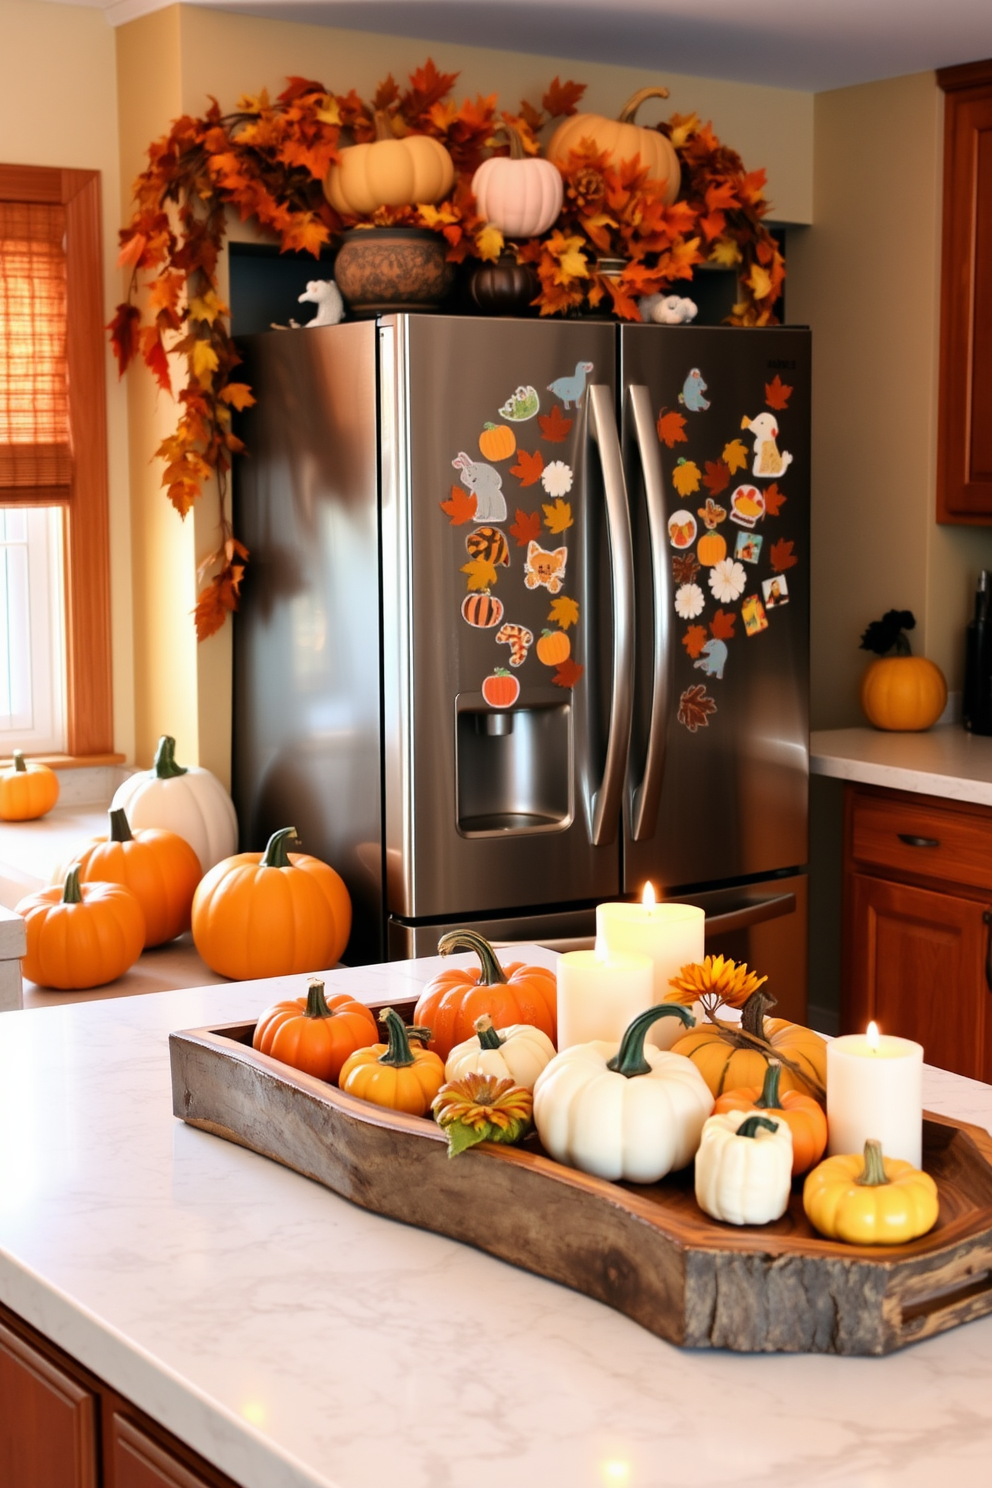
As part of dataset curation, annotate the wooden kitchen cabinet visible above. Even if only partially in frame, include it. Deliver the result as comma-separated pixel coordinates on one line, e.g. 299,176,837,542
842,784,992,1080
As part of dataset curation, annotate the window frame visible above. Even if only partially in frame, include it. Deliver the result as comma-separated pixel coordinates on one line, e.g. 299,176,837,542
0,164,113,757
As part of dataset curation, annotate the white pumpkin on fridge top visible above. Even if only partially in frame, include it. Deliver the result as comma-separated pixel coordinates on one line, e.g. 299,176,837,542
111,735,237,874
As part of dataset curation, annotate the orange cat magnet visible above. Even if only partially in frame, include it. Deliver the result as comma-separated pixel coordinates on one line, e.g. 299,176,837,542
524,541,567,594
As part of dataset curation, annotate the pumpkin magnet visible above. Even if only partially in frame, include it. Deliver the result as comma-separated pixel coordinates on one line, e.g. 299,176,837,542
498,385,540,421
478,423,516,462
465,526,510,567
668,509,697,549
523,541,567,593
495,622,534,667
742,594,769,637
536,629,570,666
482,669,519,709
734,531,763,565
461,592,504,628
762,575,789,609
679,368,710,412
741,412,793,479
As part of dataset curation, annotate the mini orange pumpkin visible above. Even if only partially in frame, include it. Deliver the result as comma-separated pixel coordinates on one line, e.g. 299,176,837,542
75,807,202,947
17,867,145,989
414,930,557,1061
860,656,947,732
670,990,827,1103
478,422,516,462
697,532,727,567
713,1059,827,1175
0,751,60,821
339,1007,446,1115
253,978,378,1083
536,629,571,666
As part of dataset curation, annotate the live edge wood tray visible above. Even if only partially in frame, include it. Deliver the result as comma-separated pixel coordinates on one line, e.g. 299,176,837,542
170,996,992,1356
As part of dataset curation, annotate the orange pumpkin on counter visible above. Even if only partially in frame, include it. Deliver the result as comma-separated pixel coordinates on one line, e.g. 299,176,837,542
339,1007,445,1115
414,930,557,1062
17,867,145,989
713,1059,828,1175
253,978,378,1083
0,751,59,821
75,807,201,947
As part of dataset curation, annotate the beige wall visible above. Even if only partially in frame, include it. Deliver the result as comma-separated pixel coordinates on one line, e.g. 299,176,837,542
0,0,134,762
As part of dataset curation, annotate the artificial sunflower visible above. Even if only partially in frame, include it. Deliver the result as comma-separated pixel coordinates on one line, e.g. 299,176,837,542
665,954,768,1013
432,1072,533,1157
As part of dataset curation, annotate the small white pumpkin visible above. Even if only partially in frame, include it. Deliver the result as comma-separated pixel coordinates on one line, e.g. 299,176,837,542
532,1004,712,1183
445,1014,555,1091
471,125,563,240
111,735,237,874
694,1110,793,1226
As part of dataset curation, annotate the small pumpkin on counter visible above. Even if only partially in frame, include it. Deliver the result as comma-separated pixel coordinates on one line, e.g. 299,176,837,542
694,1110,794,1227
339,1007,445,1116
444,1013,555,1091
432,1071,534,1157
324,112,455,217
253,978,378,1083
75,807,202,947
670,989,828,1103
803,1139,939,1246
546,87,681,204
714,1058,827,1176
858,609,947,732
0,751,59,821
17,867,145,989
414,930,557,1062
111,735,237,873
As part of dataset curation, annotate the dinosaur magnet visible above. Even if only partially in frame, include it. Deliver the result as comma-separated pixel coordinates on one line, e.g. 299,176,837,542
679,368,710,412
498,386,540,421
734,531,763,565
668,509,698,549
694,637,728,681
729,485,765,530
762,575,789,609
495,622,534,667
741,594,769,637
741,412,793,479
548,361,593,409
452,452,506,523
524,541,568,594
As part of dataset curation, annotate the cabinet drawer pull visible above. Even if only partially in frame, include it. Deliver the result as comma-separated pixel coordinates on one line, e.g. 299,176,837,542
898,833,941,848
985,910,992,992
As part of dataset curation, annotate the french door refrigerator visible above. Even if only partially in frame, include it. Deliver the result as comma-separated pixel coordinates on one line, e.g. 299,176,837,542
232,315,810,1006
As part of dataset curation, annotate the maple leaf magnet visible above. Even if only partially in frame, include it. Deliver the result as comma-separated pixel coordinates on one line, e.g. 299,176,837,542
671,459,702,498
769,538,798,573
763,483,787,517
709,609,737,641
722,439,749,475
765,375,793,411
548,595,579,630
510,449,544,487
539,405,573,443
657,409,688,449
703,460,730,497
543,498,573,534
677,684,717,733
682,625,708,659
440,486,478,526
462,556,498,592
552,657,584,689
509,509,542,547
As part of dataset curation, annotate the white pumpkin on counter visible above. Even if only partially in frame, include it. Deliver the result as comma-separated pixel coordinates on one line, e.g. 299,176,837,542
694,1110,794,1226
533,1003,712,1183
444,1014,556,1091
111,735,237,874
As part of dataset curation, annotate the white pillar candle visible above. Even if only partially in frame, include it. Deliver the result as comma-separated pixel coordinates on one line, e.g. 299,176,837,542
596,886,705,1049
556,949,654,1050
826,1023,924,1168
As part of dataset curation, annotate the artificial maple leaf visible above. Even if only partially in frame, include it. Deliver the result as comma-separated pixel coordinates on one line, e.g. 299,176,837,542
139,326,171,395
672,552,700,585
671,459,701,498
703,459,730,497
770,538,798,573
682,625,708,659
476,223,504,262
765,375,793,411
219,382,256,411
763,483,787,517
548,595,579,630
710,609,737,641
509,508,542,547
108,302,140,376
657,409,688,449
552,658,584,689
191,340,219,388
440,485,477,525
543,498,573,534
678,684,717,733
462,556,498,592
543,77,586,117
539,405,573,443
510,450,544,487
723,439,749,475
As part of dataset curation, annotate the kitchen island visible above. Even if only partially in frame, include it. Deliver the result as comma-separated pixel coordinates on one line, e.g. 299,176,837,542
1,952,991,1488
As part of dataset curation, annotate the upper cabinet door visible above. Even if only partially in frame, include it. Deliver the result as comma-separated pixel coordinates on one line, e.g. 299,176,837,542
937,62,992,522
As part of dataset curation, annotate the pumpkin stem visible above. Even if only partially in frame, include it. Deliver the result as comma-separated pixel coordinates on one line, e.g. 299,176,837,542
737,1114,780,1140
108,807,134,843
153,735,188,779
437,930,509,986
740,988,778,1039
893,631,913,657
13,750,26,772
757,1059,783,1109
406,1025,434,1046
617,86,671,123
373,109,398,142
474,1014,504,1051
62,866,83,904
494,121,527,160
377,1006,417,1068
607,1002,696,1078
305,979,332,1019
855,1138,891,1187
261,827,299,868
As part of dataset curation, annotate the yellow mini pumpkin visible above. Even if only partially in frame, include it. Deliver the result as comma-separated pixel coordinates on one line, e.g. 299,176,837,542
803,1139,939,1245
547,88,681,204
339,1007,445,1115
324,112,455,217
0,751,59,821
670,990,827,1103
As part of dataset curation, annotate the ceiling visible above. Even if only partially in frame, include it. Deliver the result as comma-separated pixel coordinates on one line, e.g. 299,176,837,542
76,0,992,92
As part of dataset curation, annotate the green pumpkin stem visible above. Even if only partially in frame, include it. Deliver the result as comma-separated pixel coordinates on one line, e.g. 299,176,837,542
108,807,134,843
153,735,188,779
437,929,509,986
377,1007,417,1068
740,988,778,1039
855,1138,891,1187
607,1003,696,1078
757,1059,783,1109
737,1114,780,1140
305,979,332,1019
261,827,299,868
13,750,26,772
474,1014,504,1051
62,867,83,904
893,631,913,657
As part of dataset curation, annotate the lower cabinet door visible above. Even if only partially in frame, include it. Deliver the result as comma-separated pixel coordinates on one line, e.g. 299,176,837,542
110,1414,222,1488
0,1318,99,1488
844,872,992,1080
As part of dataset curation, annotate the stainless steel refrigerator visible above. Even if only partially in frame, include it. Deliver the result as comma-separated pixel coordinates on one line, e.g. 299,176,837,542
232,316,810,1012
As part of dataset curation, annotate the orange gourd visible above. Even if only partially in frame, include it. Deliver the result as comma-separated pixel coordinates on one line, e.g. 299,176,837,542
414,930,557,1061
192,826,352,979
0,751,59,821
536,629,571,666
75,807,202,947
546,88,681,204
697,531,727,567
253,978,378,1083
671,991,827,1103
17,867,145,989
339,1007,445,1115
478,423,516,462
860,656,947,732
713,1059,827,1175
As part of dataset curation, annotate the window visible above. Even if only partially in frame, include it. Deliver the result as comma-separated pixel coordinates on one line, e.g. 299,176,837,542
0,507,65,751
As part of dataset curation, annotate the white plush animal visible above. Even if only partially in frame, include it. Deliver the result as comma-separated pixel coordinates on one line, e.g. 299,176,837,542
641,294,698,325
298,279,344,328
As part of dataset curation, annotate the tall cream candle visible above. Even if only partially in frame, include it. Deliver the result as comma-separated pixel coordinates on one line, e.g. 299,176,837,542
826,1023,924,1168
556,949,654,1050
596,886,705,1049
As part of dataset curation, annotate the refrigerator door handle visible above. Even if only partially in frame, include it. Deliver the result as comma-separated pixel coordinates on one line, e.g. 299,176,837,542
588,383,635,847
627,382,671,842
703,891,797,938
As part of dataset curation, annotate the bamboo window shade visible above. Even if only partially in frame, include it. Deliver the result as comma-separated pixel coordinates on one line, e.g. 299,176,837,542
0,201,72,497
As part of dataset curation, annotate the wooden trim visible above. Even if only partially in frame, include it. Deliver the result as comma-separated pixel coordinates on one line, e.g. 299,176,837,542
938,59,992,93
0,163,63,203
0,753,125,769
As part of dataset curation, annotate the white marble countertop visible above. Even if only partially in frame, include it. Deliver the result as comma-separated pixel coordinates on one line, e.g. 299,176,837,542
811,724,992,805
2,952,992,1488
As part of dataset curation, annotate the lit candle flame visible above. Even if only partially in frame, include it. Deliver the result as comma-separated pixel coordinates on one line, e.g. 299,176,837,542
641,881,657,911
867,1021,880,1051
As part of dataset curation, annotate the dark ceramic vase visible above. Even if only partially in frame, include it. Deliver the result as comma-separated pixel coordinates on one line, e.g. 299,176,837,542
469,254,539,316
334,228,454,317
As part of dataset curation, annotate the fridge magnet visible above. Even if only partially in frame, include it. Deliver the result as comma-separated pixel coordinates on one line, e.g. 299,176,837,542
672,551,701,586
762,575,789,609
478,423,517,462
496,623,534,667
548,594,579,630
678,368,711,412
741,413,793,479
703,459,731,497
742,594,769,637
541,460,573,499
482,669,520,708
769,537,799,573
672,459,702,498
697,498,727,530
524,541,568,593
452,453,507,523
548,360,593,409
710,609,737,641
674,583,705,620
440,485,478,526
466,526,510,567
729,485,766,530
538,405,573,443
461,592,504,628
722,438,749,475
536,629,571,666
765,375,793,411
462,556,499,592
734,531,763,565
694,637,728,681
543,498,573,534
657,408,688,449
763,483,786,517
509,508,542,547
682,624,708,659
708,558,747,604
510,449,544,487
668,510,697,549
697,530,727,567
498,385,540,421
552,657,584,689
678,684,717,733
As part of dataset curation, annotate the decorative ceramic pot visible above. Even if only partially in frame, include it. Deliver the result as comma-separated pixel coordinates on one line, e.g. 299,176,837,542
334,228,454,317
469,254,539,316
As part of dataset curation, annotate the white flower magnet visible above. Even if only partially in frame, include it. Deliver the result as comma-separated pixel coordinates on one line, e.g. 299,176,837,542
541,460,573,498
675,582,705,620
708,559,746,604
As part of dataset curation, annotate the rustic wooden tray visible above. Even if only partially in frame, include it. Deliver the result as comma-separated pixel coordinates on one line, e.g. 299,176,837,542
169,996,992,1355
